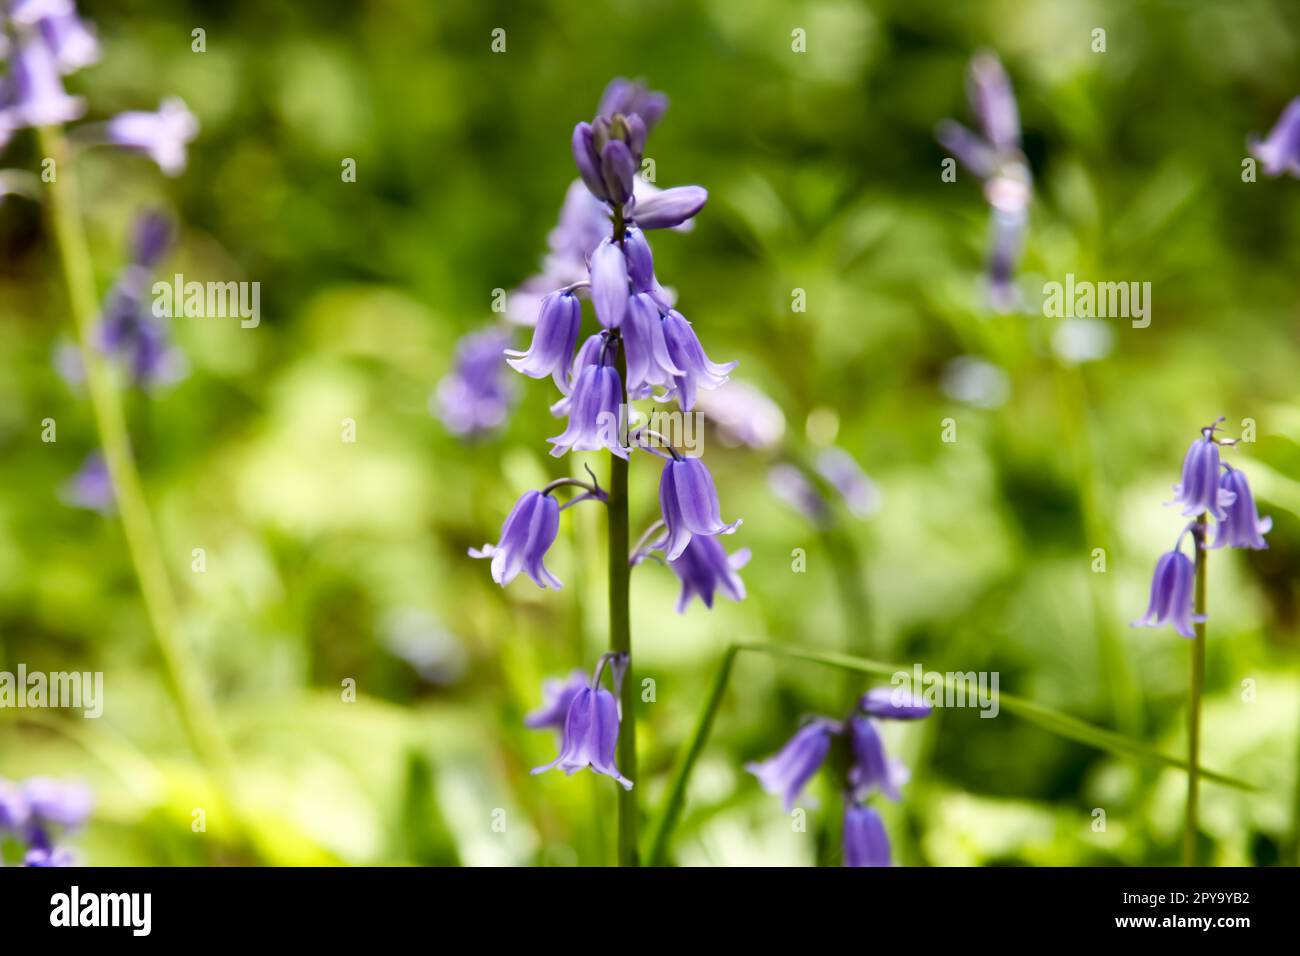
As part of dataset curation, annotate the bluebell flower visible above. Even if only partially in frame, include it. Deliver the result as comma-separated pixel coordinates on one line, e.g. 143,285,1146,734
106,97,199,176
768,463,831,526
843,803,891,867
599,138,636,205
1132,546,1202,639
622,292,682,398
695,379,786,450
859,688,933,720
21,777,93,828
97,212,185,388
548,352,627,459
0,779,31,830
532,684,633,790
937,52,1032,312
816,448,880,518
60,452,114,513
661,309,736,411
505,290,581,389
1250,96,1300,178
12,0,99,74
470,489,562,589
667,534,749,613
24,846,76,867
10,34,85,126
847,717,907,802
628,186,708,230
659,456,740,560
589,238,629,329
435,327,517,438
1212,466,1272,550
1170,427,1234,520
745,719,837,811
525,670,588,731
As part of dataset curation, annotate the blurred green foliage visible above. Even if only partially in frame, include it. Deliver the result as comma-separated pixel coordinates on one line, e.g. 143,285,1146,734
2,0,1299,866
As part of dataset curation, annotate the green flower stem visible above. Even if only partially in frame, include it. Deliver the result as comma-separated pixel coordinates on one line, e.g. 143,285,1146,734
1185,512,1208,866
607,201,637,866
37,125,239,823
647,640,1254,867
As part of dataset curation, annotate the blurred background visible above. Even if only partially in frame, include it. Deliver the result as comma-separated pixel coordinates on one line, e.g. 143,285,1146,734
1,0,1299,866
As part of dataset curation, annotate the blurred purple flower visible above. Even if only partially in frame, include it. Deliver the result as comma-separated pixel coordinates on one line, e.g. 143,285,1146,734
667,534,749,613
21,777,93,828
843,803,890,867
816,448,880,518
847,717,907,802
695,379,785,450
106,97,198,176
24,846,76,867
768,462,831,527
9,35,85,126
470,489,562,589
859,687,933,720
1132,546,1201,639
1250,97,1300,178
627,186,708,230
596,77,668,129
1211,467,1271,550
60,452,113,512
434,327,517,438
659,456,740,561
12,0,100,74
936,52,1032,312
745,719,837,812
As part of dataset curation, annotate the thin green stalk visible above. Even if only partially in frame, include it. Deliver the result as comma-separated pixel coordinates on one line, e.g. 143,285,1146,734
647,640,1254,866
607,202,637,866
37,125,238,822
1185,512,1208,866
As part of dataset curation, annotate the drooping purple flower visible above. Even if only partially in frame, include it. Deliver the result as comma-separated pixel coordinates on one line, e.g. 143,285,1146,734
548,358,627,459
12,0,100,74
589,238,629,329
106,97,199,176
628,185,708,230
470,489,562,589
505,290,581,389
24,845,76,867
668,534,749,613
695,379,786,450
21,778,93,828
659,456,740,560
847,717,907,802
0,779,31,830
525,670,588,731
60,452,114,513
622,292,682,397
434,327,517,438
10,35,85,126
859,687,933,720
96,212,184,388
745,719,837,812
1212,466,1272,550
768,463,831,526
1170,429,1235,520
816,448,880,518
1250,97,1300,178
936,52,1032,313
843,803,891,867
531,685,633,790
661,309,736,411
1132,547,1202,639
